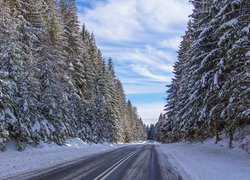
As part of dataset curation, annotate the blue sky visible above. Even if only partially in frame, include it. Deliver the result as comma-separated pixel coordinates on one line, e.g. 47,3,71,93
76,0,193,125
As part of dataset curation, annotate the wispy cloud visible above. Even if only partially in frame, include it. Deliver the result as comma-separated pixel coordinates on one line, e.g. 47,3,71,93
123,82,167,94
160,37,183,50
78,0,192,41
78,0,140,41
77,0,192,123
131,64,169,82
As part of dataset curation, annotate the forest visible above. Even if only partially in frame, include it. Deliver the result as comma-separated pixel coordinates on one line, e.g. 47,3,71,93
156,0,249,147
0,0,147,151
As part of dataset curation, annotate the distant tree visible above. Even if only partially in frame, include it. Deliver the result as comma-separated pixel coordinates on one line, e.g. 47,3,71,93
147,124,155,140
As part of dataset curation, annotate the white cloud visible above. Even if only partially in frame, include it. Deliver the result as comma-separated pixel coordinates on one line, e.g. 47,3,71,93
77,0,191,90
123,45,175,71
97,44,175,90
78,0,192,41
131,64,169,82
77,0,192,122
122,82,167,94
135,0,192,32
78,0,140,41
160,37,182,50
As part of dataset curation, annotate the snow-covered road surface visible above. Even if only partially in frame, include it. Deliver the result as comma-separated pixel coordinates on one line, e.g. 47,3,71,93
1,138,249,180
3,144,181,180
0,138,129,178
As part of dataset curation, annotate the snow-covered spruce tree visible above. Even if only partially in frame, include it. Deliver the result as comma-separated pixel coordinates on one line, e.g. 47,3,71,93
104,58,121,142
57,0,83,137
79,24,95,100
123,100,134,142
214,0,250,147
77,25,101,142
178,0,217,141
0,0,16,151
147,124,156,140
92,55,120,143
37,0,72,145
77,24,98,142
163,21,193,142
0,0,46,150
96,57,109,142
154,113,165,142
0,0,146,150
163,0,222,143
114,80,129,142
162,0,249,146
125,100,146,142
134,117,146,141
0,71,11,151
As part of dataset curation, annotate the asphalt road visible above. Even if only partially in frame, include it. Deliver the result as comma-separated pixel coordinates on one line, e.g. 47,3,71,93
6,144,182,180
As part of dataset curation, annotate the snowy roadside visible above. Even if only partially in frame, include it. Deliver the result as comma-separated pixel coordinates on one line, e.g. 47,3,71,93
160,137,250,180
0,138,136,178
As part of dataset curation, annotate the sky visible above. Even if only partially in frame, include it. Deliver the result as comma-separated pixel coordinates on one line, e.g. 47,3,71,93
76,0,193,125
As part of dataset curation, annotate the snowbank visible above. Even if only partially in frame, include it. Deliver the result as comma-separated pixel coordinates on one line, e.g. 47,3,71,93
0,138,128,178
160,137,250,180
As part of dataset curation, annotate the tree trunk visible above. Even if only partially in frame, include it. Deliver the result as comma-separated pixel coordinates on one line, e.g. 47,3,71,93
215,126,219,144
228,130,233,148
200,126,205,144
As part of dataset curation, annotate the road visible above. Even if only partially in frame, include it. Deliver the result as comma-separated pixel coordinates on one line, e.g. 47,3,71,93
5,143,182,180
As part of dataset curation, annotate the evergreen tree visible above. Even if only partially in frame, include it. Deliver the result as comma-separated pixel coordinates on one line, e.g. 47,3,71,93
0,0,147,151
161,0,250,146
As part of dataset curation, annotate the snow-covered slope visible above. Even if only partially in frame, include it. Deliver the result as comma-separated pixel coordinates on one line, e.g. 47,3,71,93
0,138,128,178
160,137,250,180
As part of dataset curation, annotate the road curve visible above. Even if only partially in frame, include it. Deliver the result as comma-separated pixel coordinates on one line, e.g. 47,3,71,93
5,144,182,180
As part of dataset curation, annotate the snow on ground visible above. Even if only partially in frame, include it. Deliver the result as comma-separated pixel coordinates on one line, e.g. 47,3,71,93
1,137,249,180
160,137,250,180
0,138,133,178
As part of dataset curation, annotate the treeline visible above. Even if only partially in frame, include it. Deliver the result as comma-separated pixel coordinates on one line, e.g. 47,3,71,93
0,0,146,151
146,114,165,141
159,0,249,146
